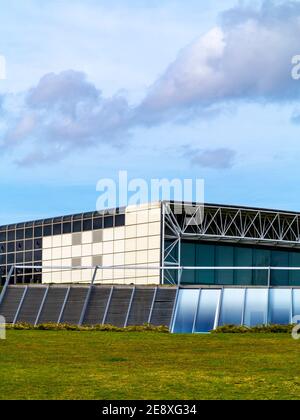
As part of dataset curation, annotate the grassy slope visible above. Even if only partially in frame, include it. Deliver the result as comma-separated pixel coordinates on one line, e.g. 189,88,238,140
0,331,300,400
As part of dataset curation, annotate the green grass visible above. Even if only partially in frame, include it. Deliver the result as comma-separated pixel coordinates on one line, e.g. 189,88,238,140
1,331,300,400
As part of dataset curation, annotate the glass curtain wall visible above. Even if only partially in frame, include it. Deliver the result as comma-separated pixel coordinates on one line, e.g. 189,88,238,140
176,241,300,286
172,287,300,333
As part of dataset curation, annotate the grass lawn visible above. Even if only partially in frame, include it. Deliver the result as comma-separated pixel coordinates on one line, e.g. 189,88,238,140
0,331,300,400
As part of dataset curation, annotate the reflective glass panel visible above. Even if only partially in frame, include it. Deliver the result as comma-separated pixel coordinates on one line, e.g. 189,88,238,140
244,288,268,326
292,289,300,321
219,288,245,326
268,288,291,325
194,289,220,332
172,289,199,333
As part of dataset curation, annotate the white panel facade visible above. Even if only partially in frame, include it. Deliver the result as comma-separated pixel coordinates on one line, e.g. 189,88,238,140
42,202,162,285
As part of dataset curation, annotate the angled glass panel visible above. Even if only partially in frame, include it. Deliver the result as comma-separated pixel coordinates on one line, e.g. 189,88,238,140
172,289,199,333
268,288,291,325
194,289,220,333
292,289,300,320
218,288,245,326
244,288,268,326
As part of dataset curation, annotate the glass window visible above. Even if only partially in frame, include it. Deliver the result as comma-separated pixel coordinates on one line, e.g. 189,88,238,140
63,222,71,234
172,289,199,333
218,288,245,326
289,253,300,286
7,242,15,253
234,247,253,285
25,240,33,250
34,239,42,249
292,289,300,321
25,228,33,239
53,223,62,235
34,226,42,237
93,217,103,230
244,288,268,326
268,288,291,325
104,216,114,229
73,220,82,233
271,251,289,286
43,225,52,236
16,229,24,240
215,246,234,285
83,219,92,231
180,243,196,284
195,244,215,284
253,249,270,286
8,230,15,241
115,214,125,227
194,289,220,333
0,231,6,241
16,241,24,251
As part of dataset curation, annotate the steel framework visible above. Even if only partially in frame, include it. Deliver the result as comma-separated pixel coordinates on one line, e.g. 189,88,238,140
161,201,300,284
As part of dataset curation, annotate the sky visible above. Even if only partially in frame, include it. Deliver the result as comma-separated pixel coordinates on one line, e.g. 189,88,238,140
1,0,300,224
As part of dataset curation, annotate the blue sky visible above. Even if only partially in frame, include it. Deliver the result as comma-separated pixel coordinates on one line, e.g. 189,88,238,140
1,0,300,224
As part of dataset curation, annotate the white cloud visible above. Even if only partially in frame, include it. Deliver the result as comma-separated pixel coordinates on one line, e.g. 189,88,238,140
140,0,300,120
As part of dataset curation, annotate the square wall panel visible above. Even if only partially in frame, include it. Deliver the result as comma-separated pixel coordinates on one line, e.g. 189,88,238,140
102,254,114,266
137,210,149,224
125,238,137,252
43,248,52,261
148,235,161,249
52,247,62,260
61,270,72,283
136,224,149,237
61,258,72,267
62,246,72,258
52,271,62,284
43,237,52,249
103,241,114,255
92,243,103,255
82,269,93,282
136,237,148,250
125,225,137,239
114,240,125,253
72,245,82,257
136,250,148,264
72,270,82,283
62,234,72,247
114,253,125,266
126,212,137,226
148,249,160,263
103,228,114,242
114,226,125,240
125,251,136,265
148,222,161,236
102,269,113,280
82,231,92,244
82,244,92,256
52,235,62,248
93,230,103,243
114,268,125,281
82,256,92,266
72,232,82,246
42,272,52,283
149,208,161,223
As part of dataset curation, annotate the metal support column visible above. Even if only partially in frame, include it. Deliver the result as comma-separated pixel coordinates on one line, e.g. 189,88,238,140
78,266,98,326
0,266,14,307
34,285,50,326
13,286,28,325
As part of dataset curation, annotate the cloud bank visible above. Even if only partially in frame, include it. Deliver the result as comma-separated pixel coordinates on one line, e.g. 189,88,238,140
1,0,300,167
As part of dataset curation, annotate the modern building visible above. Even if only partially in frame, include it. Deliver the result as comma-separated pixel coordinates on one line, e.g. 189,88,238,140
1,201,300,332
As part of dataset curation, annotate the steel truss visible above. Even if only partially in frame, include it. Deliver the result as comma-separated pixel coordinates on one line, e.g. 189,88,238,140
161,201,300,285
